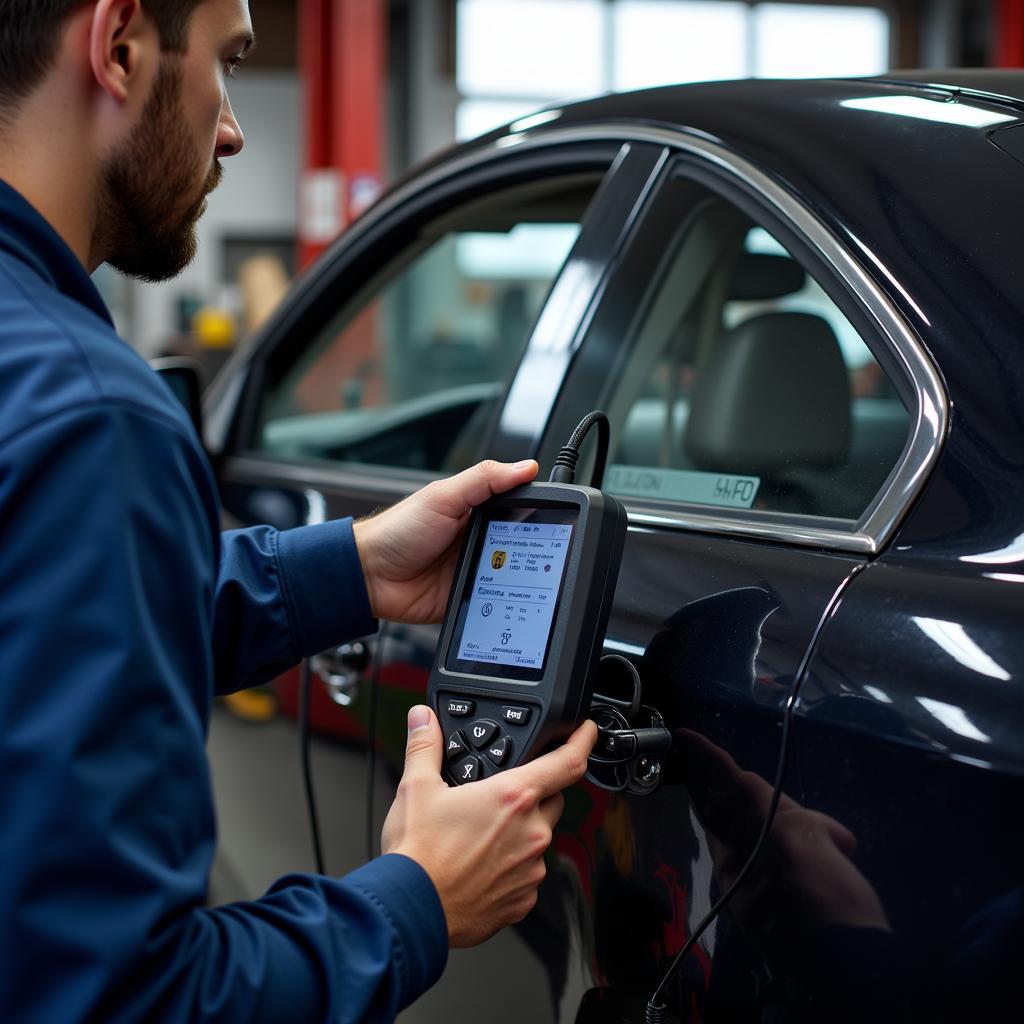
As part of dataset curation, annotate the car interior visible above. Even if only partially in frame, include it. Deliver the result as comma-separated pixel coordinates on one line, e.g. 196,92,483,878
606,185,912,523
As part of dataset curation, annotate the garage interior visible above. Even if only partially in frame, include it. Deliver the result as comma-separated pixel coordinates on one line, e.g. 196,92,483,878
5,1,1021,1021
178,5,1024,1022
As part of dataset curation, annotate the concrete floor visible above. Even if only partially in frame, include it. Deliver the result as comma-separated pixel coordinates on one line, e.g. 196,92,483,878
207,704,556,1023
207,704,376,897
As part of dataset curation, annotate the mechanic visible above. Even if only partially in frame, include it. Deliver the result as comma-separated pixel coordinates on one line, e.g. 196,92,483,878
0,1,597,1021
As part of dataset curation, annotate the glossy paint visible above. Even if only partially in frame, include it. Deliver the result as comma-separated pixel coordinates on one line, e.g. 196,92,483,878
209,74,1024,1023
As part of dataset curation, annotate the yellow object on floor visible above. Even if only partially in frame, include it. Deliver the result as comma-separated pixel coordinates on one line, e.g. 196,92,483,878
223,687,277,723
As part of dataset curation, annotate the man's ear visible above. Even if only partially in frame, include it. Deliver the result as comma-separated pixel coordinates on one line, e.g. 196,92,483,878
88,0,156,104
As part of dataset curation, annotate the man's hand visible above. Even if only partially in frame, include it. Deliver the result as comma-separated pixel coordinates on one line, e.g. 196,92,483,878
679,728,890,950
353,459,538,624
381,706,597,947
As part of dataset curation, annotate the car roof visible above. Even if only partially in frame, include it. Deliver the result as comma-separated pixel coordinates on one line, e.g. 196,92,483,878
540,70,1024,138
442,72,1024,184
388,72,1023,379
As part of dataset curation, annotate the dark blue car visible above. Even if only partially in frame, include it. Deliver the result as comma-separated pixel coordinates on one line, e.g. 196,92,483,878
205,70,1024,1023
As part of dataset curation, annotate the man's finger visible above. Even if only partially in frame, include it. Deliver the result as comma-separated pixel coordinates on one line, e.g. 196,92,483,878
430,459,539,518
514,719,597,799
402,705,444,780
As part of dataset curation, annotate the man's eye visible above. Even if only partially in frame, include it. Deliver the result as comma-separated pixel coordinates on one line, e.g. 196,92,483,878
224,57,244,78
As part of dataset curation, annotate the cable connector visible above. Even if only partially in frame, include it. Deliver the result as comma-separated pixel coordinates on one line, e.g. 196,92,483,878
549,444,580,484
547,410,611,488
591,724,672,763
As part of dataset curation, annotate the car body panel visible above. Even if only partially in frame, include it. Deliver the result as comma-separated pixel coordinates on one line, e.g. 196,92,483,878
790,562,1024,1022
206,74,1024,1022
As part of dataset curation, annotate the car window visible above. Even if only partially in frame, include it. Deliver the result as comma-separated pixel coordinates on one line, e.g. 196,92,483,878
252,175,599,474
603,175,911,522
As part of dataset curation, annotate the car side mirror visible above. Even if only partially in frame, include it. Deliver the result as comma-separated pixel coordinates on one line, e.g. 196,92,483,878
151,358,203,436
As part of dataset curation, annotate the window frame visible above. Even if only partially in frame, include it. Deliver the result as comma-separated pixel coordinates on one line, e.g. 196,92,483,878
525,127,946,555
213,141,626,488
253,178,598,474
210,123,945,555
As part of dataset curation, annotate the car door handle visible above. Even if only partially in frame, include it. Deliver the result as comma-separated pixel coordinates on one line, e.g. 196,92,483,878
311,640,370,707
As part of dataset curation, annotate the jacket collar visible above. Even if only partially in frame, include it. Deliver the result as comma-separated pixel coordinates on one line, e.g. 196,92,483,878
0,178,114,327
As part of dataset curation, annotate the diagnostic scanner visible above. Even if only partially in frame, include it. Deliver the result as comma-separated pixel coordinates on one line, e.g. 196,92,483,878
428,480,627,784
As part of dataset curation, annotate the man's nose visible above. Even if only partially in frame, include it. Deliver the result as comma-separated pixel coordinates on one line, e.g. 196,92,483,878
216,95,245,158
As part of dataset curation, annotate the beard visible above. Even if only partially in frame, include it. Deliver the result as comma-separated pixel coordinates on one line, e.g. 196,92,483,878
97,58,223,283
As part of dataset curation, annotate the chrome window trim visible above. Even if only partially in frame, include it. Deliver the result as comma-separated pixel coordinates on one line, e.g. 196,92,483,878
480,123,945,556
219,120,947,556
625,508,878,554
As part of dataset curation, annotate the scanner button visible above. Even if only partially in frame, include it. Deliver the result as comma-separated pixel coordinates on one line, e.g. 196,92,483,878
445,731,468,760
454,756,481,784
485,736,512,767
467,719,499,749
501,706,532,727
446,699,475,717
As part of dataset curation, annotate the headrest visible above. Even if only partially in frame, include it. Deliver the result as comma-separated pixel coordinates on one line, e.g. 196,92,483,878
728,253,806,301
684,312,851,473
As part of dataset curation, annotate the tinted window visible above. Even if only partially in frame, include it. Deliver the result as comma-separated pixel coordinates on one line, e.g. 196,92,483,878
254,175,598,473
604,177,910,521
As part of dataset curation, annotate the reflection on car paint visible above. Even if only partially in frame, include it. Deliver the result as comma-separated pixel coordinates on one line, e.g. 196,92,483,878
913,616,1011,681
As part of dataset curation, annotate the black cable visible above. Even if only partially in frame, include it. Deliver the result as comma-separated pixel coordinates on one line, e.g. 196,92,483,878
643,567,863,1022
643,679,797,1022
548,410,611,488
298,658,326,875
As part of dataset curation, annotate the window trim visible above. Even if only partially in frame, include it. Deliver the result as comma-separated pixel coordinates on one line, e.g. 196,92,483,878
491,124,945,555
206,141,624,461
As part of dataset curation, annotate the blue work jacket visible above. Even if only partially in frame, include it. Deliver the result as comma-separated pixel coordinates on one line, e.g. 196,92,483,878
0,180,447,1022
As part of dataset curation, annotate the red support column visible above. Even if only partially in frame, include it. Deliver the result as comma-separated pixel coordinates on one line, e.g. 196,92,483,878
298,0,387,270
333,0,386,220
995,0,1024,67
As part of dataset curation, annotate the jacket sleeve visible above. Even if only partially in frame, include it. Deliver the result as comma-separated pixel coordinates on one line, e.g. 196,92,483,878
0,402,446,1023
212,519,377,696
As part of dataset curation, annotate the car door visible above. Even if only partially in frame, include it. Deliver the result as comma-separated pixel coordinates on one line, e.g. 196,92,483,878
387,132,938,1024
208,140,668,893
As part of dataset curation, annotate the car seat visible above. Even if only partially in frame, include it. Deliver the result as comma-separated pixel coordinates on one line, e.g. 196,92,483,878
683,311,851,515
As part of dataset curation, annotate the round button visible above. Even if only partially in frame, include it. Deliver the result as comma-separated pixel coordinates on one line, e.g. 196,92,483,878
466,719,499,750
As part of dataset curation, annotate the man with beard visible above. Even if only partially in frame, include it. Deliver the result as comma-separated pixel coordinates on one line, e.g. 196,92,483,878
0,2,596,1022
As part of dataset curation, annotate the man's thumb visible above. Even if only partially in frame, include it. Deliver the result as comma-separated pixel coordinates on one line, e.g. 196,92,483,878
404,705,442,775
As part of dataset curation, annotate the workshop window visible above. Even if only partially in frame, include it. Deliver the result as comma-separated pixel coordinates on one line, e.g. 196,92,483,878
456,0,891,139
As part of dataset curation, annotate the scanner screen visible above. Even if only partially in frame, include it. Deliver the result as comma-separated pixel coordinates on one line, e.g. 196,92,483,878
455,519,573,671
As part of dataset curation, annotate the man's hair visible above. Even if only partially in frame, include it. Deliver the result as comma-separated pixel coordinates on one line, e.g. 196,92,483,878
0,1,205,109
